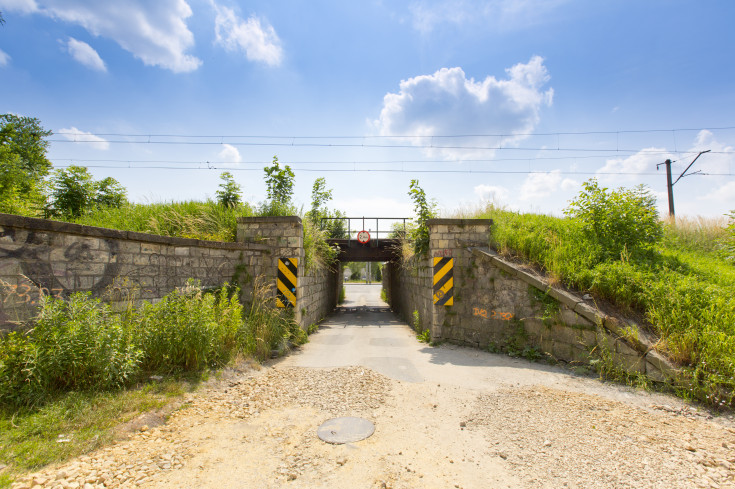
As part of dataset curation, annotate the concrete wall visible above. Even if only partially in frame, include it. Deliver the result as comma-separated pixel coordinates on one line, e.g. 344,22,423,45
384,218,678,384
0,213,268,333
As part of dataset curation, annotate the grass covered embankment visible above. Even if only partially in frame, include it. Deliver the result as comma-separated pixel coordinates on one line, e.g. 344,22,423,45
472,202,735,408
70,200,254,242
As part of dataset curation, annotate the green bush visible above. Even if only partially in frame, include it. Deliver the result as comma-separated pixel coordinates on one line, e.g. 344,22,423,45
565,179,662,260
135,282,243,373
408,180,437,256
0,294,141,407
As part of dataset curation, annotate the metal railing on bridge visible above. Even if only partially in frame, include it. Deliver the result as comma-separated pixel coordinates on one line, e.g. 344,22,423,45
320,217,412,247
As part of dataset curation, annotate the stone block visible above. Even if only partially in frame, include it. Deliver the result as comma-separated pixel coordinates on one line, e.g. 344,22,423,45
613,351,645,374
552,340,573,362
174,247,190,256
573,301,603,325
116,241,141,254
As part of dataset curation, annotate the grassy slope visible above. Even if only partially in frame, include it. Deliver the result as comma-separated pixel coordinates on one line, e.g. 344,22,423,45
474,206,735,407
71,201,255,242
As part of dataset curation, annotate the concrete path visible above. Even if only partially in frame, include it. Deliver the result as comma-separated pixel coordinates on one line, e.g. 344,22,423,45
284,284,647,402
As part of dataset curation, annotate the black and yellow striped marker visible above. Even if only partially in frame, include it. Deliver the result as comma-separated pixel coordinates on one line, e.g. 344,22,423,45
276,257,298,308
433,257,453,306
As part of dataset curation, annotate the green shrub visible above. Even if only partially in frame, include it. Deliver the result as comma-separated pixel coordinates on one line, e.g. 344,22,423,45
408,180,437,256
0,294,141,407
135,282,242,373
565,179,662,260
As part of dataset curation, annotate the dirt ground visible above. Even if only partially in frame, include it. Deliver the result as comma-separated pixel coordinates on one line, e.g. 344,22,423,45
12,361,735,489
11,286,735,489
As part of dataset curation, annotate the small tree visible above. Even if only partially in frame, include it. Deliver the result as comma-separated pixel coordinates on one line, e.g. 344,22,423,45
94,177,127,208
0,114,53,215
260,156,295,216
408,179,437,255
216,171,242,208
564,179,662,260
308,177,332,221
46,165,127,218
264,156,294,205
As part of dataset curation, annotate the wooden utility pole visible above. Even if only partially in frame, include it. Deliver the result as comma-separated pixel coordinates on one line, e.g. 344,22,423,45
657,150,710,218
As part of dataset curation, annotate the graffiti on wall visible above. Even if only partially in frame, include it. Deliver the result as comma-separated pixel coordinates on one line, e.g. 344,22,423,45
473,307,514,321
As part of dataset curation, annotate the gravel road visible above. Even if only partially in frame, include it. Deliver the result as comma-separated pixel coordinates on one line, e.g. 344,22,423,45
11,285,735,489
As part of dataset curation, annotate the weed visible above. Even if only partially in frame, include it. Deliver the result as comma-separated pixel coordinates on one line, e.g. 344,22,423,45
530,287,559,324
338,286,346,305
416,329,431,344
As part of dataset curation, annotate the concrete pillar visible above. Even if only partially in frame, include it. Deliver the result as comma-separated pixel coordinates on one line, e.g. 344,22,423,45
427,219,493,342
236,216,305,324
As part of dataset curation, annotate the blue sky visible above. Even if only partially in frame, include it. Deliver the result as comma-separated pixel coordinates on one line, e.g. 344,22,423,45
1,0,734,220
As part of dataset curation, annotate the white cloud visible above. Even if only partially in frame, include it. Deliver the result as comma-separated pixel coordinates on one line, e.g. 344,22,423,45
520,170,562,200
65,37,106,72
561,178,578,191
0,0,37,14
702,181,735,203
473,184,510,204
409,0,567,34
2,0,201,73
596,148,672,183
373,56,553,159
217,143,241,163
213,3,283,66
0,49,9,67
58,127,109,150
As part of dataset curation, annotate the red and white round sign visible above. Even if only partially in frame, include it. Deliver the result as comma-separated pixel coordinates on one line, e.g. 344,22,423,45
357,230,371,244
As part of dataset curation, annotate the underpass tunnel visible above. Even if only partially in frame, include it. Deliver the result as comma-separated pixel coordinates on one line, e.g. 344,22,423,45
339,261,389,309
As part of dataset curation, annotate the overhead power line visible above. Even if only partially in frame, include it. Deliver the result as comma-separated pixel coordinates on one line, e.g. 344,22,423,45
52,126,735,140
50,164,735,177
46,138,735,155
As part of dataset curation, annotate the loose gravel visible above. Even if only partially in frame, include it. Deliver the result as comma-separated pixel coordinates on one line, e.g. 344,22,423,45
9,365,735,489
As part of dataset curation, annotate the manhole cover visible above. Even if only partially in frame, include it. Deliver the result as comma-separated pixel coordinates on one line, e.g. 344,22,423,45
317,417,375,444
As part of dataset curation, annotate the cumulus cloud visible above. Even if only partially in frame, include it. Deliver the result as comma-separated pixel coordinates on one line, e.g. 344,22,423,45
213,3,283,66
64,37,106,72
702,181,735,203
0,49,9,67
373,56,553,159
474,184,510,204
520,170,571,200
2,0,201,72
409,0,567,34
0,0,38,14
596,148,672,182
58,127,109,150
217,143,241,164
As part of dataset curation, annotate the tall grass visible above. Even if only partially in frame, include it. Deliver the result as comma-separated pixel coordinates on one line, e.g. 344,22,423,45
71,200,254,241
474,204,735,408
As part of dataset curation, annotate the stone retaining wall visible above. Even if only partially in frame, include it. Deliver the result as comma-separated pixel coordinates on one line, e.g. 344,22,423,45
0,213,268,333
